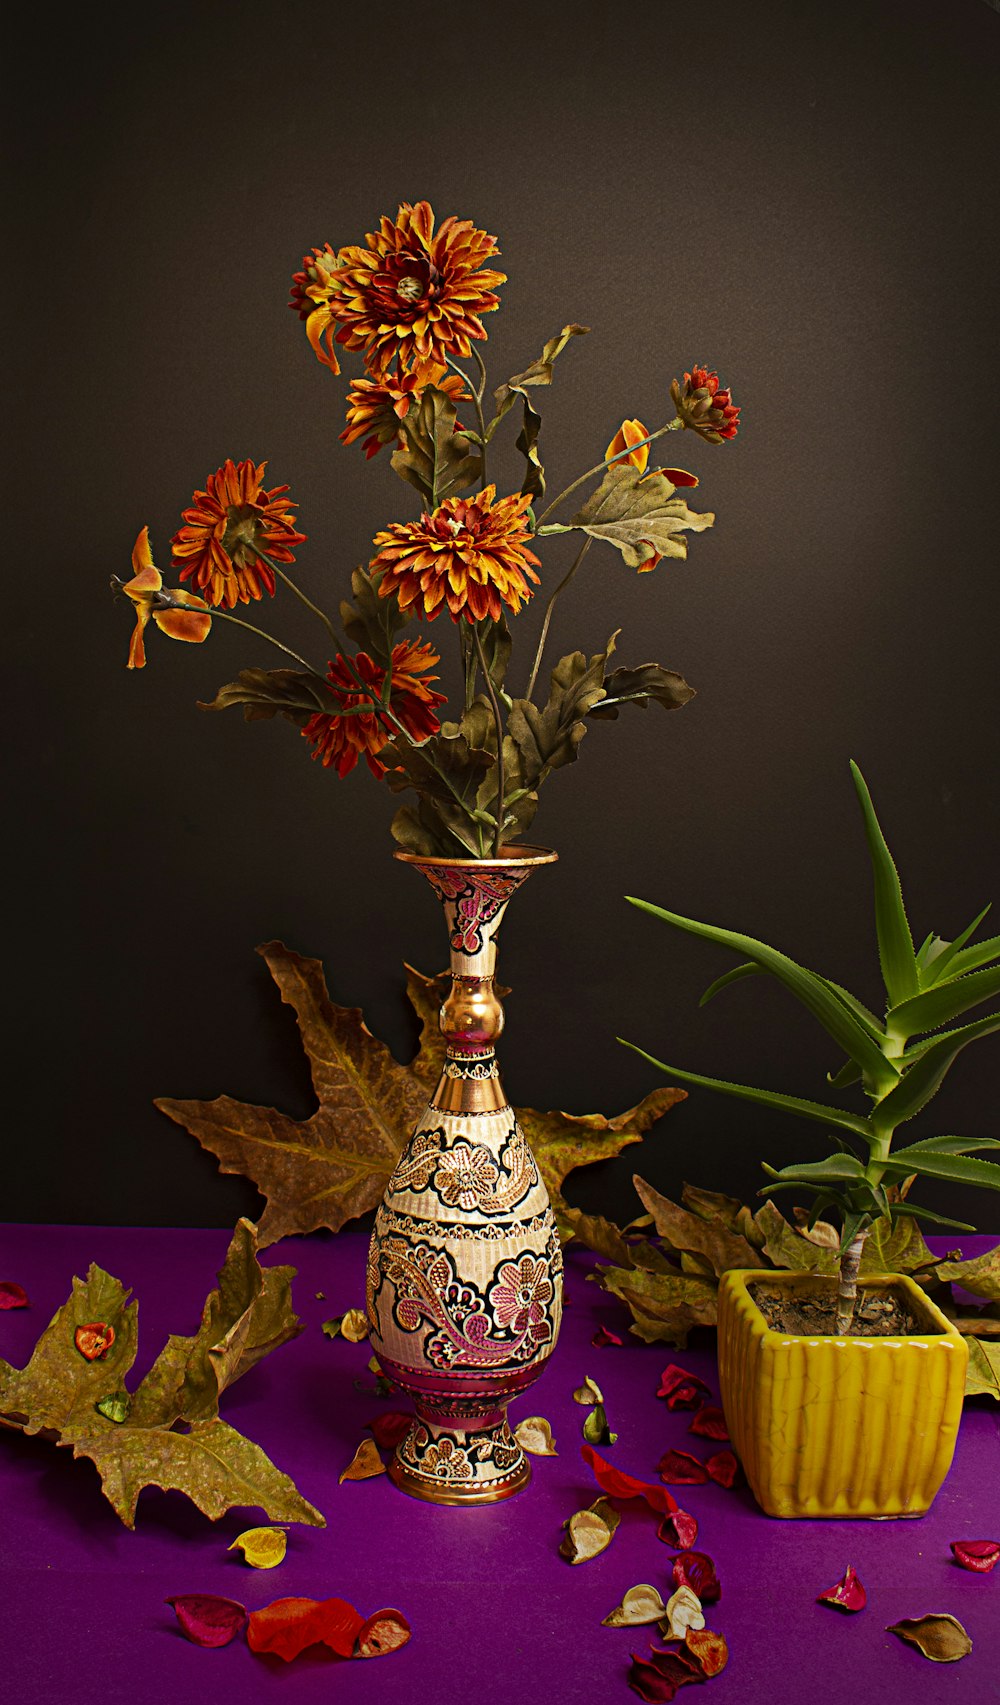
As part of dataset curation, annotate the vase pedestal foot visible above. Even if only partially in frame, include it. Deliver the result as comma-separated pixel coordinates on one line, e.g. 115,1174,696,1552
389,1413,530,1505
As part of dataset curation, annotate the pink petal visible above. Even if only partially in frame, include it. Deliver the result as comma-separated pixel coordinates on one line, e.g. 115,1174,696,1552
166,1594,247,1648
592,1325,623,1347
671,1551,721,1604
816,1564,867,1612
950,1540,1000,1573
658,1449,709,1485
688,1405,728,1441
705,1450,741,1488
656,1365,710,1409
0,1282,29,1309
658,1509,699,1549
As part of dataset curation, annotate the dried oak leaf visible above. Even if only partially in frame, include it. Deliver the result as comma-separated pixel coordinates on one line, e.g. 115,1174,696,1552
0,1219,323,1529
886,1613,972,1663
157,945,682,1242
964,1336,1000,1400
933,1242,1000,1301
595,1266,718,1349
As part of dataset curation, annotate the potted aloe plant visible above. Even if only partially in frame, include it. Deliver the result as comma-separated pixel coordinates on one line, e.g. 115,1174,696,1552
622,760,1000,1518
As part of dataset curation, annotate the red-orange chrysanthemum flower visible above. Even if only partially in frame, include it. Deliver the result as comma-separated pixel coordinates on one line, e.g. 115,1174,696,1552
669,368,740,443
341,363,467,459
302,640,447,779
372,485,541,624
171,458,306,609
604,419,700,575
288,244,344,374
324,201,505,377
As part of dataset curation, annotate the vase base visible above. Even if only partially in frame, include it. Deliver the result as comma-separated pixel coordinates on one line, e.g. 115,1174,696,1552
388,1450,531,1505
388,1412,531,1505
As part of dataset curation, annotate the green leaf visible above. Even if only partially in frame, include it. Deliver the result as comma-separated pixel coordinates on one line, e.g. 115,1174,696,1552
871,1011,1000,1132
594,1265,719,1348
932,1244,1000,1300
587,662,695,720
943,932,1000,979
624,896,898,1091
340,566,410,665
889,1135,1000,1155
568,464,714,570
699,962,761,1006
889,1202,976,1231
488,324,589,438
390,385,482,510
761,1155,867,1186
507,636,616,787
618,1039,873,1138
881,1149,1000,1191
199,669,336,727
886,962,1000,1041
918,905,991,985
849,760,918,1006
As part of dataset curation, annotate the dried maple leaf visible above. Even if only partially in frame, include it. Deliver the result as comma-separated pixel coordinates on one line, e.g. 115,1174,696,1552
0,1219,323,1529
157,942,682,1243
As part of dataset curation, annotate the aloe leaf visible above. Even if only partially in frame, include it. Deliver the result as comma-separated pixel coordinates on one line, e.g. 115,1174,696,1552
816,975,885,1039
881,1150,1000,1191
762,1155,867,1185
940,931,1000,979
919,905,991,986
625,896,898,1089
886,960,1000,1041
828,1057,863,1089
618,1040,873,1137
872,1011,1000,1132
887,1201,976,1231
892,1135,1000,1155
699,962,760,1006
840,1209,872,1250
849,760,918,1006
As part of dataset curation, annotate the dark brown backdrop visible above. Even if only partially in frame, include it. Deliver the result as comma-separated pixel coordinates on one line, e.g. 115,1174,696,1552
5,0,999,1232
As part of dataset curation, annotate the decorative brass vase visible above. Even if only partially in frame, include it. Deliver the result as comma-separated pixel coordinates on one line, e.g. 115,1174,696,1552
366,846,563,1505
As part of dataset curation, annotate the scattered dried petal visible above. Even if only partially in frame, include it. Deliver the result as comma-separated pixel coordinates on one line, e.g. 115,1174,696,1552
582,1404,618,1445
560,1501,619,1564
355,1609,411,1657
74,1322,115,1360
365,1411,414,1450
662,1584,705,1639
322,1308,369,1342
228,1527,287,1569
0,1282,29,1310
658,1510,699,1549
339,1438,386,1483
573,1376,605,1405
515,1415,558,1455
886,1614,973,1663
95,1391,131,1424
247,1596,365,1661
603,1584,668,1627
817,1564,866,1612
658,1450,709,1485
167,1594,247,1649
671,1552,721,1604
592,1325,624,1347
582,1444,679,1517
628,1643,704,1701
950,1540,1000,1573
688,1405,729,1442
705,1450,740,1488
684,1627,728,1677
657,1365,710,1409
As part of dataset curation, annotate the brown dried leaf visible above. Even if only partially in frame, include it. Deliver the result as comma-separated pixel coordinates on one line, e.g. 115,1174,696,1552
602,1584,667,1627
964,1336,1000,1399
514,1415,558,1455
634,1175,766,1275
568,464,714,570
559,1206,673,1270
595,1265,718,1348
529,1092,685,1215
933,1243,1000,1301
886,1613,972,1663
339,1438,386,1483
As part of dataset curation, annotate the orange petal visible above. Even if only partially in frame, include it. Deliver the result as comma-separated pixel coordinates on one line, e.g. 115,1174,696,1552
154,607,212,645
131,525,158,578
127,607,150,669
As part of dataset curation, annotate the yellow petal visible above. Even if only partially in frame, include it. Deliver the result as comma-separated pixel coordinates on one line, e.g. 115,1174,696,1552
228,1526,287,1568
514,1415,558,1455
153,607,212,645
339,1438,386,1483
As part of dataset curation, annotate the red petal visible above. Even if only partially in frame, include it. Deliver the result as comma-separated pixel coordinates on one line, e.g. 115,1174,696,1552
705,1450,741,1488
658,1449,709,1485
355,1609,411,1657
816,1564,867,1612
247,1596,365,1662
74,1322,115,1360
167,1595,247,1649
628,1644,704,1702
950,1540,1000,1573
0,1282,29,1309
684,1627,728,1677
688,1404,728,1441
583,1443,678,1516
658,1509,699,1549
671,1551,721,1604
592,1325,624,1347
656,1365,710,1409
660,468,700,487
365,1411,414,1450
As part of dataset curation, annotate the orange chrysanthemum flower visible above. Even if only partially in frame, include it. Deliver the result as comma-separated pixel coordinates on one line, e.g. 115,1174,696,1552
288,243,344,374
115,527,212,669
372,485,541,624
669,368,741,443
321,200,505,377
171,459,306,609
302,640,447,779
341,363,467,459
604,420,700,575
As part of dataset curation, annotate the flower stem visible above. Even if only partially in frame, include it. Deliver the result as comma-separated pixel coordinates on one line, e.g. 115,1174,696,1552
535,418,684,528
250,547,341,648
445,352,489,492
525,537,592,701
474,621,507,859
184,603,324,676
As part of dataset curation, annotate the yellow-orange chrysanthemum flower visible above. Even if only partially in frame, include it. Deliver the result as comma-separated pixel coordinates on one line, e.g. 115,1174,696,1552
171,458,306,609
302,640,447,779
341,363,467,459
116,527,212,669
323,201,505,377
372,485,540,624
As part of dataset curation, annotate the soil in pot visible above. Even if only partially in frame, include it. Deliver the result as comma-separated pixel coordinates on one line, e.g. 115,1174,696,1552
748,1281,928,1337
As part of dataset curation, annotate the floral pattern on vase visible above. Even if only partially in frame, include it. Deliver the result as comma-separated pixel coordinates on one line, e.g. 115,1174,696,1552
367,845,562,1504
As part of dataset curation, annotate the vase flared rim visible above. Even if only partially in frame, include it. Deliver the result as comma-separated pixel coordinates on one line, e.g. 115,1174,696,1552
393,844,558,871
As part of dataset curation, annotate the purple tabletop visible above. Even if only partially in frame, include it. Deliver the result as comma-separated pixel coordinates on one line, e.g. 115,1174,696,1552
0,1223,997,1705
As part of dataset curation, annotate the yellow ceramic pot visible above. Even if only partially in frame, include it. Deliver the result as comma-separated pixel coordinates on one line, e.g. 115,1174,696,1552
717,1269,968,1519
